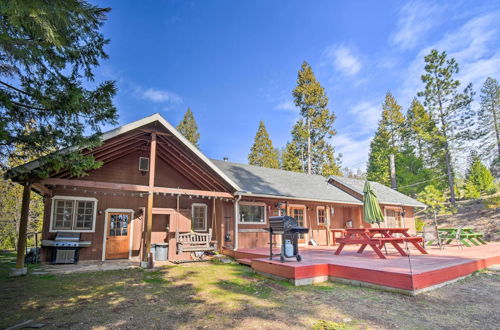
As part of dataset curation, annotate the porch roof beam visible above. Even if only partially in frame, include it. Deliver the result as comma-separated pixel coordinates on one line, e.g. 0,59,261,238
38,178,234,199
158,135,230,192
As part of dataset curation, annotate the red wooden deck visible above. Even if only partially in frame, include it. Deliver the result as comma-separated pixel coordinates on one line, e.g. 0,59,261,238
223,242,500,294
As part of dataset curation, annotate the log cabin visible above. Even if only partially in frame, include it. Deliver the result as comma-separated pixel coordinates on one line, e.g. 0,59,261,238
7,113,425,265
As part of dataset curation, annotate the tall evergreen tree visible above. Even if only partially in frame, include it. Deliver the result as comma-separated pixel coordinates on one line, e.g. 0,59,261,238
281,141,302,172
366,92,405,186
404,98,447,190
248,121,279,169
1,0,117,178
418,49,474,205
464,152,495,197
291,61,340,176
176,107,200,147
477,77,500,164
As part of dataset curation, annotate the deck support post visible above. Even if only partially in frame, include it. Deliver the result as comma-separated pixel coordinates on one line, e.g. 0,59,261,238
143,132,157,267
11,182,31,276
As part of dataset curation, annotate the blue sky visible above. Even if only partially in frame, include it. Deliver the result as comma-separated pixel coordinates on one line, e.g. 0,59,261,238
94,0,500,171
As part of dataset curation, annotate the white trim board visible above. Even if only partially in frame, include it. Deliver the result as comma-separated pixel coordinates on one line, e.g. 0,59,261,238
101,208,135,261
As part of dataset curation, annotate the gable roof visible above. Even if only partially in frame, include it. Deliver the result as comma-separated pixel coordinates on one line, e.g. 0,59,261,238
211,159,362,205
328,175,426,208
8,113,241,191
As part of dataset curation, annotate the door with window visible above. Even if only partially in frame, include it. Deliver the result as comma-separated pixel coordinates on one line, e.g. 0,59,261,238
289,206,307,244
385,210,401,228
106,213,131,259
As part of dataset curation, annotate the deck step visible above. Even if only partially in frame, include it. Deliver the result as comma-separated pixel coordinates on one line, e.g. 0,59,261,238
236,258,252,266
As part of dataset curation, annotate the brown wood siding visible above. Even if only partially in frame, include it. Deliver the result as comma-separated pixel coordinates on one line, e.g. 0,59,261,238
41,187,230,261
236,196,363,249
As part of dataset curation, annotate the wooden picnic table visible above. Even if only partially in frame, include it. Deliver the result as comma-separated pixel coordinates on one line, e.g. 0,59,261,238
331,229,346,245
437,228,486,247
334,228,428,259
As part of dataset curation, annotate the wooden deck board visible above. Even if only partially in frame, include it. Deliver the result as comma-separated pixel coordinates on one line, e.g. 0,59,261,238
224,243,500,292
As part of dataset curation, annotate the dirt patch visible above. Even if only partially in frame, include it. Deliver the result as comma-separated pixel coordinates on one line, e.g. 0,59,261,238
1,254,499,329
423,197,499,241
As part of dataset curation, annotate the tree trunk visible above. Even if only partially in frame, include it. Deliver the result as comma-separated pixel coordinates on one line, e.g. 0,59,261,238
15,183,31,269
492,104,500,156
307,117,311,175
444,144,456,205
389,153,397,189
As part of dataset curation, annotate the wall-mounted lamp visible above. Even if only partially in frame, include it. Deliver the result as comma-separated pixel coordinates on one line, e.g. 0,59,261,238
98,210,103,215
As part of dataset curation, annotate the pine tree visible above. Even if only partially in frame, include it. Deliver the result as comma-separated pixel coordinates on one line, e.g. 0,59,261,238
464,152,496,196
177,107,200,147
281,141,302,172
367,127,392,185
477,77,500,164
0,0,117,178
418,50,474,205
248,121,279,169
404,99,447,190
291,61,340,176
366,93,405,186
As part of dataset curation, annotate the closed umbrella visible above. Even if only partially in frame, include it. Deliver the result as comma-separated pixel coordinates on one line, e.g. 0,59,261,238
363,180,387,254
363,181,385,226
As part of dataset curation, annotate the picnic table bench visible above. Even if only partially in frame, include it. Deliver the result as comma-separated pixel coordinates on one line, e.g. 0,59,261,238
436,228,486,247
335,228,427,259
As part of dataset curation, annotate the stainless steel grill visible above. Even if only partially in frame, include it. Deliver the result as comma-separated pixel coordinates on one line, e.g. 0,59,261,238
266,216,309,262
42,232,91,264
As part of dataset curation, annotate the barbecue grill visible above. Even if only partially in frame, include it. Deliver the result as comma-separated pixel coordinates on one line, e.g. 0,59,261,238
42,232,91,264
266,215,309,262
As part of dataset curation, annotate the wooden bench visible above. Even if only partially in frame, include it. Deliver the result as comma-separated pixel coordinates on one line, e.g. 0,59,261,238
175,228,215,254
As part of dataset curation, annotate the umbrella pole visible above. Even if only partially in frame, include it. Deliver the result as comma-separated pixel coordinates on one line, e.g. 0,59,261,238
377,222,388,255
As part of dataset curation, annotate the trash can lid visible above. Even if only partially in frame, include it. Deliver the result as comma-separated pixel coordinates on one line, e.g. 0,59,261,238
156,243,168,247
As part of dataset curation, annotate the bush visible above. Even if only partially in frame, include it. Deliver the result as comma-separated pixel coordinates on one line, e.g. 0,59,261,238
415,218,426,232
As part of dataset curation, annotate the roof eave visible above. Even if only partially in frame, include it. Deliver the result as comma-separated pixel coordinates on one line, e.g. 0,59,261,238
234,191,363,205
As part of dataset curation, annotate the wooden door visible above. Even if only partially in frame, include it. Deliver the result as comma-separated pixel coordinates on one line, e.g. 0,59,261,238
106,212,131,259
385,210,401,228
290,207,307,244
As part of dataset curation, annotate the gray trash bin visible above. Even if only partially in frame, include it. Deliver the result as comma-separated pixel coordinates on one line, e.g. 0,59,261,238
150,243,156,261
155,243,168,261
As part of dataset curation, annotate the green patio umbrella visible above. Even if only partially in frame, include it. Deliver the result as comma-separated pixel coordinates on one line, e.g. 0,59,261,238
362,181,385,226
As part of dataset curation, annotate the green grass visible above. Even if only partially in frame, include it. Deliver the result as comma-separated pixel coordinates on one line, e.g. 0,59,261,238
1,251,499,329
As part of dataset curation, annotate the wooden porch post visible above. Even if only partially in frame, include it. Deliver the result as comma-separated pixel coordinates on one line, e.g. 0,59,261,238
144,132,156,265
325,205,331,246
13,182,31,275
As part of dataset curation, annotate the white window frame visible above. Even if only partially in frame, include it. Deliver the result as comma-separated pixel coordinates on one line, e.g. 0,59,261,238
49,196,98,232
238,201,267,225
317,206,326,226
191,203,208,232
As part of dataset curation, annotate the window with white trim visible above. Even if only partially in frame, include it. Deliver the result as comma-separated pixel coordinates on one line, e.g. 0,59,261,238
51,197,97,231
317,206,326,226
191,204,207,231
239,202,266,224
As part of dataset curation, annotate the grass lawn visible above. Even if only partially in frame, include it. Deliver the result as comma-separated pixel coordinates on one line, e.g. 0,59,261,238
1,252,499,329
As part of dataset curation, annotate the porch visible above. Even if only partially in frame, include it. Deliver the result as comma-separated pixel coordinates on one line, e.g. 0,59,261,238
223,242,500,295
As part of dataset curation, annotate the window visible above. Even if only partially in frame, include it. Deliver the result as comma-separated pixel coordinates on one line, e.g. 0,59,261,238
317,207,326,226
50,196,97,232
239,202,266,224
192,204,207,231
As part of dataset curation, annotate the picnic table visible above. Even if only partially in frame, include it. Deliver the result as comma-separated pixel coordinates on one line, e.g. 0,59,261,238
437,228,486,247
334,228,428,259
331,229,346,245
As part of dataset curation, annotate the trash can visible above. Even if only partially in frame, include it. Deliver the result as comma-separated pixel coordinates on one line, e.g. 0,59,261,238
150,243,156,261
155,243,168,261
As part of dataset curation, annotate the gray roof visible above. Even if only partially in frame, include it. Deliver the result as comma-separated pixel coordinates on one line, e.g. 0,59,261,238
328,175,426,208
211,159,362,205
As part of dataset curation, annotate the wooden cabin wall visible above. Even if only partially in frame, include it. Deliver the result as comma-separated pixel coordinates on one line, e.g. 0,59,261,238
42,185,228,262
79,150,201,190
236,196,364,249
